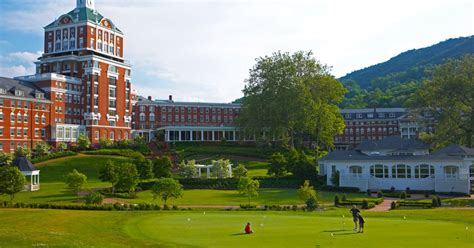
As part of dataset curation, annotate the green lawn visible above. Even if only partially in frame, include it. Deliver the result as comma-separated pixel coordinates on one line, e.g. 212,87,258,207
0,208,473,247
0,155,131,204
118,189,368,206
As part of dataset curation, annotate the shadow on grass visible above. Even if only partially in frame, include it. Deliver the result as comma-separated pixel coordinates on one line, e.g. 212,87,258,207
334,232,359,236
321,229,348,233
231,233,248,236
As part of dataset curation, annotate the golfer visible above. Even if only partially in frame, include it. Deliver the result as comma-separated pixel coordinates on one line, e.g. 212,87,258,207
357,213,365,233
245,222,253,234
350,205,360,231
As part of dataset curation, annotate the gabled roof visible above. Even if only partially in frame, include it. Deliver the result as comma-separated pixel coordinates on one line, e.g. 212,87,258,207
432,144,474,156
0,77,51,103
45,7,122,33
12,157,36,172
355,136,429,151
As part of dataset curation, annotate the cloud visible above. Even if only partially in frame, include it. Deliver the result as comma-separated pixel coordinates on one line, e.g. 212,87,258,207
9,51,42,63
0,51,41,78
0,65,35,78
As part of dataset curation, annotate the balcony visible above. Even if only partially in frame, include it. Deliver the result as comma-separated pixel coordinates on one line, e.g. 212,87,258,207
83,112,101,120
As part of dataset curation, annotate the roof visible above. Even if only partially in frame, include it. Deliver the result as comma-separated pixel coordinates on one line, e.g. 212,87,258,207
12,157,36,172
319,149,464,162
45,7,122,33
0,77,50,102
432,144,474,157
341,108,407,114
136,96,241,108
355,136,430,151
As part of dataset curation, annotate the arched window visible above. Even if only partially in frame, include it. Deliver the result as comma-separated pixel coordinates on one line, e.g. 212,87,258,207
149,113,155,122
444,166,459,179
415,164,435,178
349,166,362,177
139,113,145,122
392,164,411,178
370,164,389,178
110,131,115,141
23,113,28,123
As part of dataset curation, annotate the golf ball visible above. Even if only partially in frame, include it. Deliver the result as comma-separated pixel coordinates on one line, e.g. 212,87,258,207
187,218,191,222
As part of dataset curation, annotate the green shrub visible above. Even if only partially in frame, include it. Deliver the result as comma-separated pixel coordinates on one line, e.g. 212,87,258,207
85,192,104,205
239,204,257,209
305,196,318,211
334,194,340,206
400,191,407,199
431,197,439,207
341,194,347,202
361,200,369,209
391,201,397,209
31,151,76,164
81,149,145,160
377,191,383,198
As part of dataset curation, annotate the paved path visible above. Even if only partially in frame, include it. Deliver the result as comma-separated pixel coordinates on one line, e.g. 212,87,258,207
367,198,395,212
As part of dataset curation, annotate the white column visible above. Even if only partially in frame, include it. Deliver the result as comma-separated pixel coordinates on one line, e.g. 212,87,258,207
207,167,210,178
178,130,182,141
166,130,170,142
212,131,215,141
222,131,225,140
30,175,33,185
233,131,236,141
190,131,193,141
201,130,204,141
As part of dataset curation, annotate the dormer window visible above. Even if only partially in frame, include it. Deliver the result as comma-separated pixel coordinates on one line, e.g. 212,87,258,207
356,114,363,119
35,92,45,99
15,90,25,97
0,88,6,94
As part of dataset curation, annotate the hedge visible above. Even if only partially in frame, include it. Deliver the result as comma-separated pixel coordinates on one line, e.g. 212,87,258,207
319,185,361,193
80,149,145,160
139,176,327,190
31,151,77,164
395,200,432,209
0,201,178,211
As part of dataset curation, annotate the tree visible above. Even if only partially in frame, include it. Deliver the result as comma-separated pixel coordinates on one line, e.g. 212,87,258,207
99,160,119,193
177,160,198,178
77,134,91,151
0,153,12,166
64,169,87,197
330,170,340,187
0,166,26,201
267,152,287,178
238,177,260,206
135,158,154,181
232,164,248,179
291,151,318,180
211,159,231,178
99,138,112,149
297,180,317,203
237,51,346,151
152,178,183,205
57,142,68,152
34,141,50,157
409,55,474,148
115,163,139,193
14,147,31,159
153,156,173,178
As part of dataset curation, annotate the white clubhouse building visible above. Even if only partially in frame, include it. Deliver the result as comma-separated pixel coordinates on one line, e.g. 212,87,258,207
319,137,474,194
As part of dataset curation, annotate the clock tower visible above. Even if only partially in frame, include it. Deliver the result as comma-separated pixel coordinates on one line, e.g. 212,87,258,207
77,0,95,9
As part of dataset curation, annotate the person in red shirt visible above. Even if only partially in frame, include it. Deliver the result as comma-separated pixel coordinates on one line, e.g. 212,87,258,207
245,222,253,234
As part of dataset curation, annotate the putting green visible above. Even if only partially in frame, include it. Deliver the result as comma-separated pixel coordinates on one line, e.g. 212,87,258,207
0,209,472,247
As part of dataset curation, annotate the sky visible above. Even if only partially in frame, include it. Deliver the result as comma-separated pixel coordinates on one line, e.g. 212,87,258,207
0,0,472,103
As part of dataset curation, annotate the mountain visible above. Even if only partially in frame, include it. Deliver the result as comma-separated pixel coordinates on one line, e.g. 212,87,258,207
339,36,474,108
340,36,474,89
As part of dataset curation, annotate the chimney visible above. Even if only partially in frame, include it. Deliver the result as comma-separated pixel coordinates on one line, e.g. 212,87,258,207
169,95,173,101
148,96,152,101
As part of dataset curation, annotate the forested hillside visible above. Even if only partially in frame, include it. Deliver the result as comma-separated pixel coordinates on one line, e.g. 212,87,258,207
340,36,474,108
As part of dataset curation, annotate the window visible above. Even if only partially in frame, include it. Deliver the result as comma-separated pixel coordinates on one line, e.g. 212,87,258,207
95,131,99,140
415,164,435,178
444,166,459,179
470,164,474,178
0,128,3,136
23,114,28,123
349,166,362,177
0,112,3,121
149,113,155,122
370,165,389,178
392,164,411,178
110,131,114,140
139,113,145,122
79,37,84,48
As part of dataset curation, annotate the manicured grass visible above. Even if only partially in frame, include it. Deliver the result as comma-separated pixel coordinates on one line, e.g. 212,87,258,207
117,189,367,206
175,142,282,160
0,208,473,247
0,155,131,204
